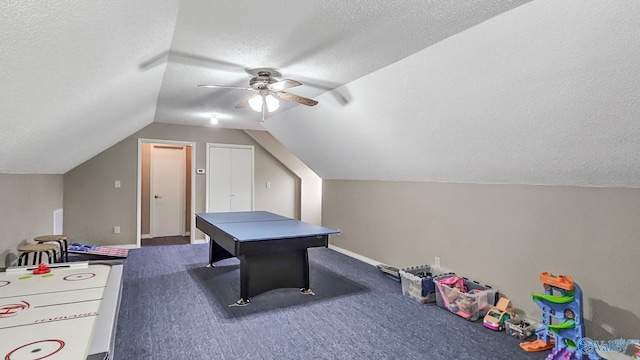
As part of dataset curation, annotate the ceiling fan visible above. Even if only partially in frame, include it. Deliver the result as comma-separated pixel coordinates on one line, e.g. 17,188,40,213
198,69,318,122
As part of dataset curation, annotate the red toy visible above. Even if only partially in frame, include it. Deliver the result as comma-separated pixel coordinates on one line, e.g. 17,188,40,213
33,263,51,275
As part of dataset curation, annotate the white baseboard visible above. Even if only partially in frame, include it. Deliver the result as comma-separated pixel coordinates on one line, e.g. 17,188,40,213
192,238,207,244
328,244,381,267
143,234,191,239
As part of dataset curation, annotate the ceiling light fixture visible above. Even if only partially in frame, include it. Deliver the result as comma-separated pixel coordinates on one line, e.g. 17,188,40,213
209,114,219,125
264,94,279,112
248,94,262,112
248,94,280,113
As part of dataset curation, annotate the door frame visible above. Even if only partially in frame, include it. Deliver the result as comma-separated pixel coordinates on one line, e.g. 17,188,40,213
137,138,196,247
150,144,186,238
205,142,255,213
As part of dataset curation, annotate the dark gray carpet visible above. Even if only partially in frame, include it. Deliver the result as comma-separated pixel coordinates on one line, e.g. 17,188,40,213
114,244,546,360
141,235,190,246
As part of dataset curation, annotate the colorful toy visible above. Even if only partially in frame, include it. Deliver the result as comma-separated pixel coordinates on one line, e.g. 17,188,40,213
434,275,497,321
438,276,467,303
483,297,515,331
520,272,600,359
32,263,51,275
505,317,538,340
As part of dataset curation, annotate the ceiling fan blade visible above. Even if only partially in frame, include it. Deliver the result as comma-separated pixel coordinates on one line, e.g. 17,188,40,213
235,95,252,109
275,92,318,106
198,84,253,91
268,79,302,92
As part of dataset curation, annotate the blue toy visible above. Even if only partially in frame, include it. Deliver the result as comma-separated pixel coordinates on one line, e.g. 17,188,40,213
520,272,600,360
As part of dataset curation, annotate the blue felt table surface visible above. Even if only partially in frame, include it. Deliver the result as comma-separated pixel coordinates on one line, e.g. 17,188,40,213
196,211,289,224
196,211,339,241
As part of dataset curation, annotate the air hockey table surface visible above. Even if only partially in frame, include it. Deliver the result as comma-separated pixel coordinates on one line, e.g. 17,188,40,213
0,261,123,360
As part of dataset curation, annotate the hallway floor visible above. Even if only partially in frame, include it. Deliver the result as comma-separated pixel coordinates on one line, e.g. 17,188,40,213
141,235,190,246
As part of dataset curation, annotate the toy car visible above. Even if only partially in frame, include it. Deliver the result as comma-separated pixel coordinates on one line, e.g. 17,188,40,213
483,297,515,331
505,317,537,340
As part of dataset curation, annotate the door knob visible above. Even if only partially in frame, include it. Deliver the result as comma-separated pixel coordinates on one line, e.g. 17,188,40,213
154,195,161,199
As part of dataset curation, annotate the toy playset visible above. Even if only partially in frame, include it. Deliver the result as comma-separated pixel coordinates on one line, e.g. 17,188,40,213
520,272,600,360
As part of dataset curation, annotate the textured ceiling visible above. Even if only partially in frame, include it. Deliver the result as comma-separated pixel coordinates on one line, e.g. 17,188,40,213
0,0,181,173
2,1,639,187
264,0,640,187
155,0,531,128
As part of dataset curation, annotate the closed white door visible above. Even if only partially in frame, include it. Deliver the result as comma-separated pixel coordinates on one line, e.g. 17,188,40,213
151,145,186,237
230,147,253,211
207,144,253,212
209,147,232,212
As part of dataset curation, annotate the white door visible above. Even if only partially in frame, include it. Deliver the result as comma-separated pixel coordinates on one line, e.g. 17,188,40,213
230,147,253,211
151,145,186,237
209,147,232,213
207,144,253,212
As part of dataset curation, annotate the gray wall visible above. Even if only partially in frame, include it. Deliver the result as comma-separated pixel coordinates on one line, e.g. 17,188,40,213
64,123,299,245
246,130,321,225
323,179,640,340
0,174,63,268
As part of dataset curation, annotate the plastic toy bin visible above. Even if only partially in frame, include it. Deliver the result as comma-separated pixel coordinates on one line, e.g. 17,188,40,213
399,265,454,303
434,276,498,321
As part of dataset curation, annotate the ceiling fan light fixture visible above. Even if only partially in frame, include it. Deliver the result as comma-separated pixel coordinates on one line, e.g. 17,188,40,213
265,94,279,112
248,94,263,112
199,71,318,118
248,94,280,113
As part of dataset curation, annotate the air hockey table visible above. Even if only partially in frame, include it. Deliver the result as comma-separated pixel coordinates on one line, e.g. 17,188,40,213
195,211,339,305
0,261,123,360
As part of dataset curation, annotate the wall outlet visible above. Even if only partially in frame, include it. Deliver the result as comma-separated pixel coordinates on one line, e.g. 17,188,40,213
434,256,441,268
114,226,120,234
114,180,121,188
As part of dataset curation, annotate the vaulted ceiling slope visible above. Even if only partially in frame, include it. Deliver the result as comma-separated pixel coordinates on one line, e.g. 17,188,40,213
155,0,531,129
265,0,640,187
2,2,638,188
0,0,181,174
1,0,528,174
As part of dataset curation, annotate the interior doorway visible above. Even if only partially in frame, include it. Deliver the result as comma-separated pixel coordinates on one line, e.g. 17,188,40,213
137,139,196,247
151,145,186,237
